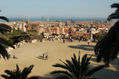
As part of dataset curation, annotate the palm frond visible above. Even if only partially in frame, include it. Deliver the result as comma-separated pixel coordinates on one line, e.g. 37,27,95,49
1,64,34,79
10,36,23,44
1,75,9,79
28,76,39,79
71,53,81,78
55,75,70,79
0,44,10,59
16,64,20,71
111,3,119,8
0,16,9,22
15,64,21,75
59,59,71,72
71,54,78,67
107,3,119,21
53,63,69,71
50,70,72,79
78,51,80,64
4,70,13,76
21,65,34,78
80,54,91,78
0,38,14,48
86,65,105,77
73,53,77,60
81,54,88,66
81,54,91,68
108,13,119,21
0,24,11,34
65,60,75,73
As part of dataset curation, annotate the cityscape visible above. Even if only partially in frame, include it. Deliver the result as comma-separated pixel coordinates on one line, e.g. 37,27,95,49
6,19,113,41
0,0,119,79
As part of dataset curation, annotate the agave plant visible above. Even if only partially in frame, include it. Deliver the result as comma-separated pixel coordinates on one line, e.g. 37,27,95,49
0,16,14,59
50,52,105,79
1,64,34,79
95,3,119,66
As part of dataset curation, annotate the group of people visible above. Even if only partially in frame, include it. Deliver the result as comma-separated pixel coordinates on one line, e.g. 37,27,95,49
43,52,48,60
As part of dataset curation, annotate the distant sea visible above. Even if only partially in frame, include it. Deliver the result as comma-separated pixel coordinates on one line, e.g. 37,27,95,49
8,17,107,22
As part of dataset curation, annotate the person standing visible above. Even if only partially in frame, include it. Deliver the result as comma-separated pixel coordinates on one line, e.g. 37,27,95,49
43,53,45,59
45,52,48,60
63,39,65,43
88,40,91,45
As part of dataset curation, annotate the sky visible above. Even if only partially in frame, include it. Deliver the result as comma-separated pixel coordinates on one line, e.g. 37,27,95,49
0,0,119,18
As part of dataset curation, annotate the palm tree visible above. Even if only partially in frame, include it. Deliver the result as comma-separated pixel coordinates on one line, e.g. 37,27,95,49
0,24,11,34
1,64,34,79
9,31,32,45
94,3,119,67
0,16,14,59
50,52,105,79
107,3,119,21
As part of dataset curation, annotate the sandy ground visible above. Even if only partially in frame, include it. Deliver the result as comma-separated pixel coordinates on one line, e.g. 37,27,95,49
0,40,119,79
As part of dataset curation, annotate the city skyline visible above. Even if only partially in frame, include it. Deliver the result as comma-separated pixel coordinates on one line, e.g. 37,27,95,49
0,0,118,18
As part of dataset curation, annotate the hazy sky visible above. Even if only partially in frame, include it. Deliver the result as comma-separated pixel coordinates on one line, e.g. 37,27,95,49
0,0,118,18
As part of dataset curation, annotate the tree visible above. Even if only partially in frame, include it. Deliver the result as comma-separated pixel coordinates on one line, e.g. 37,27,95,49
9,30,32,44
1,64,34,79
94,3,119,66
50,52,105,79
0,16,14,59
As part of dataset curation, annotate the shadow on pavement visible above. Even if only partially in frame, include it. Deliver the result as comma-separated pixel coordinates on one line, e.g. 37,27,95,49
68,44,95,51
